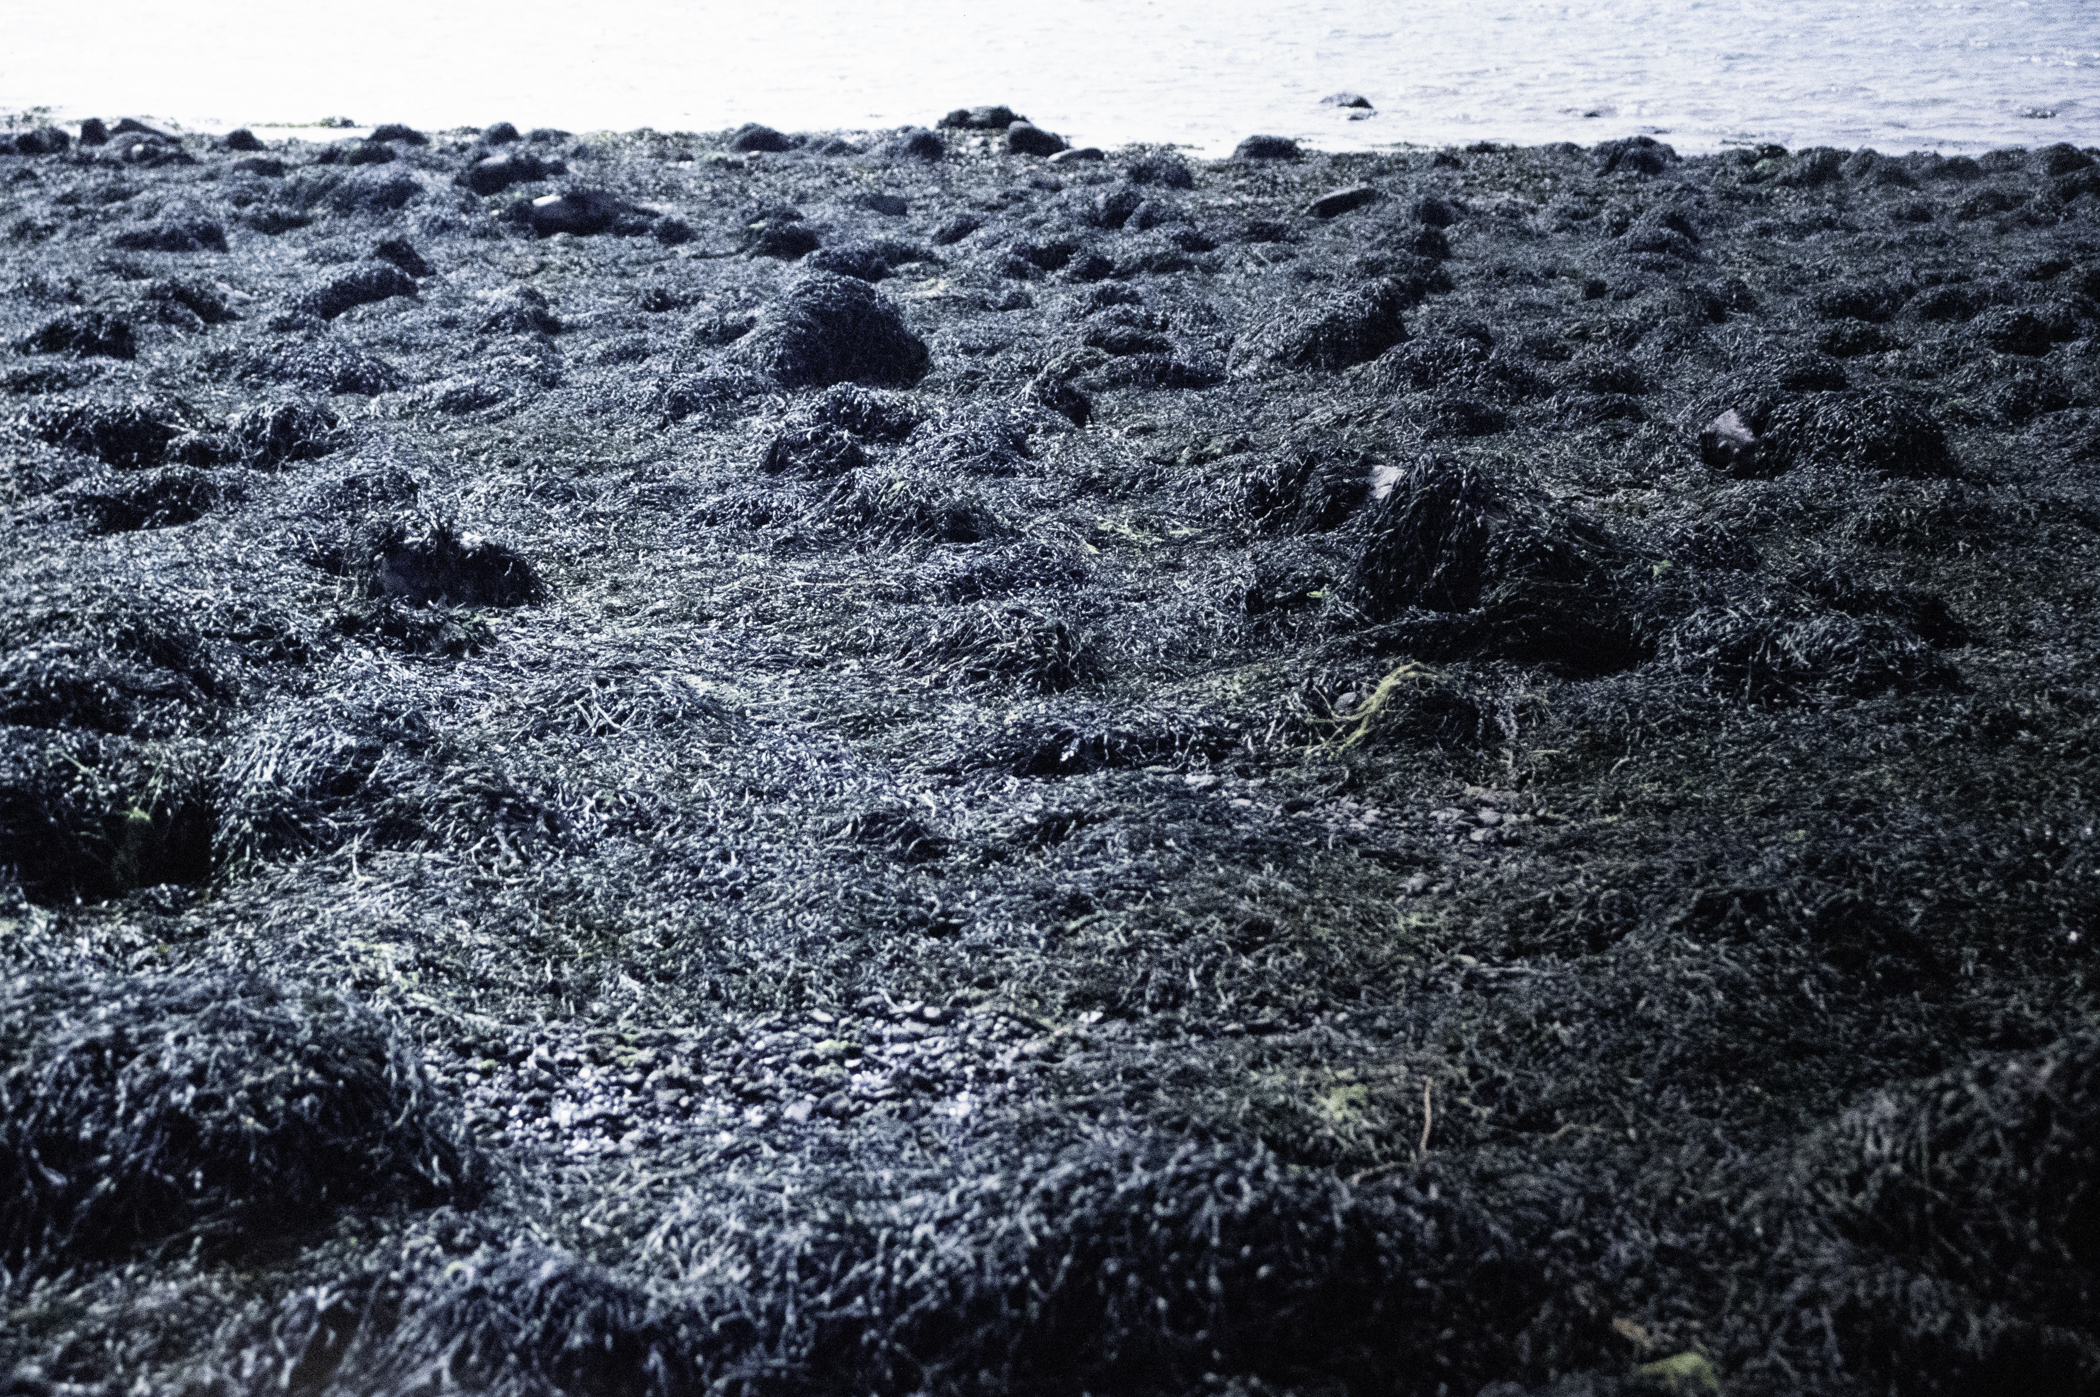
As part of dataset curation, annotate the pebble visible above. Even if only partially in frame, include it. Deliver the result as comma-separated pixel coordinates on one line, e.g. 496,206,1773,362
1048,147,1104,165
859,191,909,216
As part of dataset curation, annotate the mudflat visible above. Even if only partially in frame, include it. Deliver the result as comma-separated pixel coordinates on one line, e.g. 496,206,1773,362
3,113,2099,1395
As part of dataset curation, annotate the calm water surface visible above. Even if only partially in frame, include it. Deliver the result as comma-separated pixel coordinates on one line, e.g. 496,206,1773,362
4,0,2094,156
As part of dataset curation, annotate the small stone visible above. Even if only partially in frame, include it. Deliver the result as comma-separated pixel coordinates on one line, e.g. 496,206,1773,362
859,191,909,216
1306,185,1384,218
1005,122,1067,158
782,1098,814,1123
1048,147,1104,165
222,128,265,152
77,117,109,146
1699,409,1759,474
481,121,521,145
113,117,176,139
1322,92,1374,110
1233,134,1300,160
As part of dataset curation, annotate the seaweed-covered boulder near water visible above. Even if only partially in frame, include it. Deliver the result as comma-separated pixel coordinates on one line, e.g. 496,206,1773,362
3,114,2100,1396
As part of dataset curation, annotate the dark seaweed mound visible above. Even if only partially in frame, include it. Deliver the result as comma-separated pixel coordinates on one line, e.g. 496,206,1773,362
0,973,476,1277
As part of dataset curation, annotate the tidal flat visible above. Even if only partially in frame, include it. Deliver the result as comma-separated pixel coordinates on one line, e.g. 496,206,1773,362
2,112,2098,1395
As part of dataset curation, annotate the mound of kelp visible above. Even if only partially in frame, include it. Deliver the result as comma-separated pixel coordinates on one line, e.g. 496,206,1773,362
0,973,478,1281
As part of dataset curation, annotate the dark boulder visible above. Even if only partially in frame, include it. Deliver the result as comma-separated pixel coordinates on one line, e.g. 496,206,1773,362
13,126,71,156
367,122,427,145
1230,278,1410,376
938,105,1024,130
77,117,109,146
884,129,946,161
365,514,542,607
728,122,793,154
291,261,418,320
1127,151,1196,188
372,236,432,277
1233,135,1300,160
109,216,229,253
1594,135,1676,176
513,188,653,237
222,128,265,152
481,121,520,145
1306,185,1384,219
1006,123,1067,157
458,148,553,195
733,270,931,389
22,311,137,361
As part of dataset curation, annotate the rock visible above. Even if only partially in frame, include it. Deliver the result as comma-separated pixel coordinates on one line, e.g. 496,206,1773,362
653,216,697,246
859,191,909,216
1594,135,1676,176
1699,409,1761,475
292,262,418,320
761,424,866,477
728,123,793,154
459,148,554,195
1229,278,1409,376
367,122,428,146
479,285,560,335
884,129,945,161
525,127,570,143
1048,147,1104,165
372,237,432,277
938,105,1024,130
367,514,542,607
1005,123,1066,158
733,270,931,389
77,117,109,146
753,220,821,259
804,238,930,282
1233,135,1300,160
2038,142,2095,177
109,217,228,253
1306,185,1384,219
1092,185,1145,229
518,189,653,238
23,311,137,360
931,212,983,245
113,117,176,140
1126,152,1195,188
1414,195,1462,228
13,127,72,156
481,121,521,145
222,128,265,152
1322,93,1374,109
231,156,285,178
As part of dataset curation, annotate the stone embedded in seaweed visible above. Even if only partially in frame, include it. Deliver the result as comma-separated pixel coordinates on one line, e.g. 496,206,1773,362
1233,134,1300,161
1229,277,1410,376
732,270,930,389
1004,123,1067,158
290,260,418,320
0,972,477,1273
727,122,793,154
363,513,543,608
21,309,137,360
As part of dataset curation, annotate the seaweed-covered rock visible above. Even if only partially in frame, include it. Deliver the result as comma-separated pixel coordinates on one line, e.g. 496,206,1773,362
220,398,345,467
0,731,217,903
1233,135,1300,160
217,335,407,395
514,187,655,237
60,465,224,532
363,514,543,607
31,393,200,468
21,309,137,360
728,122,793,154
459,147,553,195
0,972,476,1274
733,271,930,388
108,216,229,253
1230,278,1410,376
290,261,418,320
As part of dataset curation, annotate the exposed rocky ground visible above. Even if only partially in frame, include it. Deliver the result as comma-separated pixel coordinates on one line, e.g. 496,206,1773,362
2,109,2099,1395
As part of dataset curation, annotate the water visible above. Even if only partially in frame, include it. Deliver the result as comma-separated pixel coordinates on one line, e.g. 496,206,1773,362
3,0,2094,157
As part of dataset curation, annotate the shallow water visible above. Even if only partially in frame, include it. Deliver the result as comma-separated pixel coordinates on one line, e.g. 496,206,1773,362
2,0,2094,156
